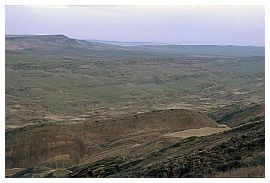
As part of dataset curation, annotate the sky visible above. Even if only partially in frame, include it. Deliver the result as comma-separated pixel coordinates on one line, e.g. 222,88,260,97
5,6,265,46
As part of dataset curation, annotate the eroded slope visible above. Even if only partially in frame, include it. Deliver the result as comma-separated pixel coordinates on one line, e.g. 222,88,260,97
6,109,218,169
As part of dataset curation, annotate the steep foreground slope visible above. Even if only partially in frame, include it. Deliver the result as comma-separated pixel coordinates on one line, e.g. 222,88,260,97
6,109,218,169
68,120,264,178
6,105,265,178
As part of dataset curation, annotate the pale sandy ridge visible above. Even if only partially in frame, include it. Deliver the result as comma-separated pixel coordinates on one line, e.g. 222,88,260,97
164,125,231,138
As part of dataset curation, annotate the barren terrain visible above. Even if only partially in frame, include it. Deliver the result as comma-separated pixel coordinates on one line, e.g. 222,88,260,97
5,35,265,177
163,125,231,138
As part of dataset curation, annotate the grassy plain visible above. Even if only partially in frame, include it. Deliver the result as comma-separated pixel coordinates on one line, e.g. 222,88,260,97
5,36,265,127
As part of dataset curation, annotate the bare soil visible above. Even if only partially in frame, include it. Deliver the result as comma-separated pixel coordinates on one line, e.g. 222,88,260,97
164,125,231,138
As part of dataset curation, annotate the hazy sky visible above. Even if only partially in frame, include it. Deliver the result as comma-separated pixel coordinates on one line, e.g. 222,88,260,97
6,6,265,46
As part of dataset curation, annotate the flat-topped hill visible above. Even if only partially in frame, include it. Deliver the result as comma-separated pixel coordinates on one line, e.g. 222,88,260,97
6,35,264,57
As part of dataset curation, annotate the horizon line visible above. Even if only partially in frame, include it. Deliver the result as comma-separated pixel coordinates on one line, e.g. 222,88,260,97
5,34,265,47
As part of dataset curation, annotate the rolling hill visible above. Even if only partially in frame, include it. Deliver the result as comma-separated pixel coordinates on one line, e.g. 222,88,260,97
6,109,219,169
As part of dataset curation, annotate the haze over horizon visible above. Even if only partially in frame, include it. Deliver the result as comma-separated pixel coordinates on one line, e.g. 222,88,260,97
6,6,265,46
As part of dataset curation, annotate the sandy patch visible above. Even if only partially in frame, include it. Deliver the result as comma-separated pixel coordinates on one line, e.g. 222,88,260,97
130,143,141,148
71,117,87,121
5,123,34,129
164,125,231,138
45,114,71,121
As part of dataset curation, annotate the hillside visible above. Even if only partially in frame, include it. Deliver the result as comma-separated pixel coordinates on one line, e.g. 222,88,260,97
6,109,219,169
6,105,265,178
5,35,120,52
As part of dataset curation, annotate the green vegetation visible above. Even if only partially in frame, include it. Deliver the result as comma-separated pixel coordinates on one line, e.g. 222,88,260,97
5,36,265,127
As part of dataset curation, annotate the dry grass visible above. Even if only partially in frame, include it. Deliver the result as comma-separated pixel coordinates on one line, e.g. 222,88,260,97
214,166,265,178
